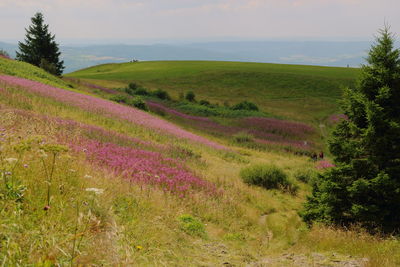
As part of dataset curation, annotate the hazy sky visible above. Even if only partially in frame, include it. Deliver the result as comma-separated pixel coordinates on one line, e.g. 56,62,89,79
1,0,399,44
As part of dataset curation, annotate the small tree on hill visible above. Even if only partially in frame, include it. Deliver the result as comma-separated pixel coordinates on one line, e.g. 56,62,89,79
16,12,64,76
185,91,196,102
301,26,400,233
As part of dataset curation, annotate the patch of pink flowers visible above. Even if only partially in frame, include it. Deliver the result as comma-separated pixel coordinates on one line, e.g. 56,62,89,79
316,160,336,170
0,75,226,150
54,117,159,151
69,138,217,195
239,117,315,139
147,101,314,151
0,107,218,196
0,54,11,60
148,101,236,135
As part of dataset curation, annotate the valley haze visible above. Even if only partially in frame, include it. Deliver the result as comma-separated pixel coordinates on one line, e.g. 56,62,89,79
1,40,374,73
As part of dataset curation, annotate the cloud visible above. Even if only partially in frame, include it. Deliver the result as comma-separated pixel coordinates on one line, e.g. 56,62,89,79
0,0,399,42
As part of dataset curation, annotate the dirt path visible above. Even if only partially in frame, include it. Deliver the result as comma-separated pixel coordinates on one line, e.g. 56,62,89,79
247,252,369,267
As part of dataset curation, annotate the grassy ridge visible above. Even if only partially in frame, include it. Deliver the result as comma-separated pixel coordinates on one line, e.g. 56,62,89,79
0,57,69,89
68,61,360,122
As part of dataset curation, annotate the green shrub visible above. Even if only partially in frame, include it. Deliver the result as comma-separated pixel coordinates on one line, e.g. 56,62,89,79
231,101,259,111
294,168,318,184
125,83,150,96
240,164,297,194
199,99,211,106
185,91,196,102
127,97,148,111
109,94,129,103
134,88,150,96
124,87,135,96
233,132,254,143
152,89,171,100
128,82,139,90
178,214,207,238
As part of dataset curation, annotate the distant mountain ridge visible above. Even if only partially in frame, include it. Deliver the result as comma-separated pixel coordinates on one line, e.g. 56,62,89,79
0,40,381,73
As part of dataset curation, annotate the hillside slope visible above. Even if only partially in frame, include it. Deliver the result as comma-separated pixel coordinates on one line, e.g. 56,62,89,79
0,57,398,266
68,61,360,122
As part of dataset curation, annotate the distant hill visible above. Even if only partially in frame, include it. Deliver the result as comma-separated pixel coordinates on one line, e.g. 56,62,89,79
0,40,374,73
61,44,240,73
0,41,17,58
186,41,371,67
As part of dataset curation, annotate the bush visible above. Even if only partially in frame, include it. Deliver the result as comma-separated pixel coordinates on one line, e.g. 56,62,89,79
124,87,135,96
127,97,148,111
185,91,196,102
128,82,139,90
240,164,297,194
199,99,211,106
294,168,318,184
135,88,150,96
125,83,150,96
231,101,259,111
109,94,129,104
152,89,171,100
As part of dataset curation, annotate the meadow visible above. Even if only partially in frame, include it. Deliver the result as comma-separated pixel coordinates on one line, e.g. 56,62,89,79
68,61,360,122
1,56,399,266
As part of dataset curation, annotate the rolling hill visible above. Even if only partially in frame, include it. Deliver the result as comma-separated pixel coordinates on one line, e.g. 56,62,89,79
68,61,360,122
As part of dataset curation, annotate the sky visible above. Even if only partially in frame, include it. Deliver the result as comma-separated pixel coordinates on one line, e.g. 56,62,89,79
1,0,399,44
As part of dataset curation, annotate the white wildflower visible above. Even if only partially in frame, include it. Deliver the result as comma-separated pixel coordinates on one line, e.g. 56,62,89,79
85,188,104,195
84,175,93,179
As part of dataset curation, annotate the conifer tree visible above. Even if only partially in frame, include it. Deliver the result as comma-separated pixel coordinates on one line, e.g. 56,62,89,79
301,26,400,233
16,12,64,76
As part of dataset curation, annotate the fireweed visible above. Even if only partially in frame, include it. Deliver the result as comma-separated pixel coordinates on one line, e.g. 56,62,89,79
0,109,218,196
69,138,218,196
148,101,315,151
316,160,335,170
0,75,225,150
5,108,197,159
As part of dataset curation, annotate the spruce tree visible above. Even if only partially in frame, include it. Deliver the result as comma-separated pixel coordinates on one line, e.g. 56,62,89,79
301,26,400,233
16,12,64,76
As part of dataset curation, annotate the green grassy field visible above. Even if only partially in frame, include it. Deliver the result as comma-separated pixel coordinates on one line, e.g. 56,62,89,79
68,61,360,122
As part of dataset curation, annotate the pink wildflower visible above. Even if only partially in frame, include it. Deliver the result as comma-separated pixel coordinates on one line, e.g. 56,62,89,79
316,160,335,170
